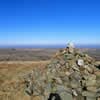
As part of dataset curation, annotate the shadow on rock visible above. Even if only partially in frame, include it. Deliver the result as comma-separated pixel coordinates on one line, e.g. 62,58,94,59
48,93,62,100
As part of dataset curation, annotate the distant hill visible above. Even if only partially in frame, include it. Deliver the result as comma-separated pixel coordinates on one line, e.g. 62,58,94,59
0,48,99,61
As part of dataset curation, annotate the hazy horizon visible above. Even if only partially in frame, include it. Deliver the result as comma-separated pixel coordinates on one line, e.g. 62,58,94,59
0,44,100,49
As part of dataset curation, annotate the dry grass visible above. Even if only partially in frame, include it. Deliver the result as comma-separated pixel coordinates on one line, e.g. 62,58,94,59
0,61,50,100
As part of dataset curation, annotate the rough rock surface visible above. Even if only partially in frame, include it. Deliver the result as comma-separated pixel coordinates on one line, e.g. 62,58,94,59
24,43,100,100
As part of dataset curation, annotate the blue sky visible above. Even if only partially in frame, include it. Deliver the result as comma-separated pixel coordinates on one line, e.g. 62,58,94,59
0,0,100,45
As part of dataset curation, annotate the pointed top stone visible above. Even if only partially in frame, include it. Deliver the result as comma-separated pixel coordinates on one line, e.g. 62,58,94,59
67,42,74,48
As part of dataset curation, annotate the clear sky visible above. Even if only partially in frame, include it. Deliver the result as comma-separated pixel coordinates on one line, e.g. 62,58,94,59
0,0,100,45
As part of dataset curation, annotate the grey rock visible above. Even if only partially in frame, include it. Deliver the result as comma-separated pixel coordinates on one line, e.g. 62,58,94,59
23,42,100,99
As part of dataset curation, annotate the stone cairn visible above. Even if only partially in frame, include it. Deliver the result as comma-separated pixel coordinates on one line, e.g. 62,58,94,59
23,43,100,100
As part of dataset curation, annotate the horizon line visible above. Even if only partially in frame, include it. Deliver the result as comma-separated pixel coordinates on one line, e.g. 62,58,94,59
0,43,100,46
0,44,100,49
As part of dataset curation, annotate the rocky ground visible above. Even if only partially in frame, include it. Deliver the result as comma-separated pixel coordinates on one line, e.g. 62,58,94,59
0,61,49,100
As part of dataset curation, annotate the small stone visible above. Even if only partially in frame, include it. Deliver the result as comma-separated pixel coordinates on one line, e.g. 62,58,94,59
55,77,63,84
94,71,100,78
68,47,74,53
84,65,93,73
77,59,84,66
67,42,74,48
72,65,80,71
87,86,97,92
60,92,72,100
98,97,100,100
87,97,97,100
88,74,96,80
56,63,61,69
82,91,97,97
65,71,71,76
86,80,96,86
72,89,78,96
70,80,80,88
64,53,74,60
59,60,66,65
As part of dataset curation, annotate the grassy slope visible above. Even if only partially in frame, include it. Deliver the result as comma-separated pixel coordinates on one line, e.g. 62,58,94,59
0,61,49,100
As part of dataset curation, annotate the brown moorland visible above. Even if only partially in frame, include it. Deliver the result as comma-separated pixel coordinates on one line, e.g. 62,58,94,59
0,61,49,100
0,48,100,100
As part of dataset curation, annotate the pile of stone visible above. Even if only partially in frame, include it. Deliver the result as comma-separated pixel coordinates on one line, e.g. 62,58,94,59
24,43,100,100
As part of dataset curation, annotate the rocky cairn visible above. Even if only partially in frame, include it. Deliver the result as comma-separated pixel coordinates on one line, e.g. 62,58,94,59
24,43,100,100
